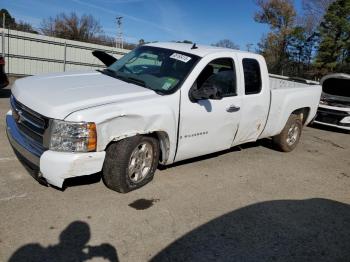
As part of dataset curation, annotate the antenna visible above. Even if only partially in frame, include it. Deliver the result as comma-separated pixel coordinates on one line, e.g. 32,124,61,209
116,16,123,49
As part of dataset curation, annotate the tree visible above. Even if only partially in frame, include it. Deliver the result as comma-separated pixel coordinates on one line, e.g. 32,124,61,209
0,9,16,28
302,0,335,30
139,39,145,46
303,0,335,19
174,40,193,44
172,40,193,44
254,0,296,74
316,0,350,74
246,43,254,52
0,9,37,33
41,12,103,42
212,39,240,49
286,26,317,76
15,21,38,34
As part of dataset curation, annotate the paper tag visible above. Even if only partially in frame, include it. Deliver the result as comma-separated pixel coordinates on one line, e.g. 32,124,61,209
162,82,173,90
162,78,177,90
170,53,191,63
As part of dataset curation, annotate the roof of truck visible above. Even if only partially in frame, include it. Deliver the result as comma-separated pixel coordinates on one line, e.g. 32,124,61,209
146,42,255,57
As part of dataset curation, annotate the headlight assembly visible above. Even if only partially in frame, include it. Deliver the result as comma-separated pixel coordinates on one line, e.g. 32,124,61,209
49,120,97,152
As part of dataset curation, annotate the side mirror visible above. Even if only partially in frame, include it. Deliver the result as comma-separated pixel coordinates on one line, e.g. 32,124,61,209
92,50,117,67
190,82,223,102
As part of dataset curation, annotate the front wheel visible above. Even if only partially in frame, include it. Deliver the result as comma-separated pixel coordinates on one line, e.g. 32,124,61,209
102,135,160,193
272,114,303,152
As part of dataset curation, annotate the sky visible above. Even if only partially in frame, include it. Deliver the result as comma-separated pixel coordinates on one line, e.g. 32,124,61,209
0,0,304,50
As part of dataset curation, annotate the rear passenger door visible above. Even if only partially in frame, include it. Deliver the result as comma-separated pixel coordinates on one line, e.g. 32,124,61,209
233,55,270,145
175,56,242,162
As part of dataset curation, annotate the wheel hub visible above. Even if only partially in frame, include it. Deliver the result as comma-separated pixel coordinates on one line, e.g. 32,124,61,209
128,142,153,183
286,124,299,146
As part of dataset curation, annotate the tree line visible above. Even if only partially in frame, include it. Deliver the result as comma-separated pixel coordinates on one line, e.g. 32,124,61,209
0,9,137,50
255,0,350,78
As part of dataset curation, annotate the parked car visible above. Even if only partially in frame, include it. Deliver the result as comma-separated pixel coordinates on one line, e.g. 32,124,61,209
0,55,9,89
6,43,322,192
314,73,350,130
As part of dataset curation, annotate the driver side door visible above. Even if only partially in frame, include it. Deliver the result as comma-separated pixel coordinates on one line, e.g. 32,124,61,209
175,56,242,162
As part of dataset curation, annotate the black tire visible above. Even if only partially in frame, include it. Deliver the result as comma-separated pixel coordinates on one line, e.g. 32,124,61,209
102,135,160,193
272,114,303,152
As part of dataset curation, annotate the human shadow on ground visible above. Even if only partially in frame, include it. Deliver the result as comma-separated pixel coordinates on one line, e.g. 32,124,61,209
151,198,350,262
9,221,118,262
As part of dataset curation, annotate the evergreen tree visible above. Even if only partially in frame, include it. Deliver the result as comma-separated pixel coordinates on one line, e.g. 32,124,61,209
316,0,350,74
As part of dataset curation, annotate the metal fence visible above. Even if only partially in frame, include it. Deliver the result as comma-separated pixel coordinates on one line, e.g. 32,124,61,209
0,29,129,76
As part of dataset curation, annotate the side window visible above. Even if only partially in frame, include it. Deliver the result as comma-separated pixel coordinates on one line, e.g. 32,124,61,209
196,58,237,97
243,59,262,95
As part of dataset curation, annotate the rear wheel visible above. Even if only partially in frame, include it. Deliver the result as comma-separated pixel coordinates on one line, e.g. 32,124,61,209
102,135,160,193
272,114,302,152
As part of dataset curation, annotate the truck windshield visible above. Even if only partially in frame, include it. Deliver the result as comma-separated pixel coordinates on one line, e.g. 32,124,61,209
105,46,199,94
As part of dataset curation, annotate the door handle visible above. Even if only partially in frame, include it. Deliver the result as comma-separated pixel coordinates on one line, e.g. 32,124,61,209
226,105,240,113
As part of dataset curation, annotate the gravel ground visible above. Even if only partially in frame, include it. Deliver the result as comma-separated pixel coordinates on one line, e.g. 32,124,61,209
0,84,350,262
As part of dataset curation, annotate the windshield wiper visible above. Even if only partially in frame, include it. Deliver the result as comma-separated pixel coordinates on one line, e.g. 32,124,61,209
97,69,131,82
97,68,116,77
126,76,165,95
126,77,147,87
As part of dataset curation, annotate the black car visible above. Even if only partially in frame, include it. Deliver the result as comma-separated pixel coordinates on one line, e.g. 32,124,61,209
0,55,9,89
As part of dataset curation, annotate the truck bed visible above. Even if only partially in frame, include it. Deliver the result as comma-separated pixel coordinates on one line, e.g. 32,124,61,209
259,74,322,139
269,74,319,89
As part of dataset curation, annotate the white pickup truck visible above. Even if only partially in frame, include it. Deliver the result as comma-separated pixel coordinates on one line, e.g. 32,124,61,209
6,43,322,192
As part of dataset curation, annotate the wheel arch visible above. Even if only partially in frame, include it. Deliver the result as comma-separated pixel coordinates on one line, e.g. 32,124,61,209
105,130,171,165
291,107,311,125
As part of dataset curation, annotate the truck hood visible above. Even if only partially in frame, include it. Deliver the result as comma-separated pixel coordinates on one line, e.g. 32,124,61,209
320,73,350,107
11,70,157,119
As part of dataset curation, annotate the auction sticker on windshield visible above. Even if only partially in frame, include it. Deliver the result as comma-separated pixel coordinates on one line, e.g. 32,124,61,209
170,53,192,63
162,78,178,90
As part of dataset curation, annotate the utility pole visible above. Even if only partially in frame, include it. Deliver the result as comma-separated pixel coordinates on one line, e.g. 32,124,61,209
116,16,123,49
246,43,254,52
2,13,5,58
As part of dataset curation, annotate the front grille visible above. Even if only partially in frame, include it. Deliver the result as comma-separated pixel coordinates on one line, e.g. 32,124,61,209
10,96,49,147
315,107,350,126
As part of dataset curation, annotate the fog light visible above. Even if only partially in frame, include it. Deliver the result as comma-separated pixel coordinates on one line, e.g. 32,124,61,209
340,116,350,124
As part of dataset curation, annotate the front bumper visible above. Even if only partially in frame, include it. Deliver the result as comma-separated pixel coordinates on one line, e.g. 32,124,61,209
6,112,106,188
314,106,350,131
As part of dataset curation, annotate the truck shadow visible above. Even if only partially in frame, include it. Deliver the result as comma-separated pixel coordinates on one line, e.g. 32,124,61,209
8,221,119,262
64,139,273,188
63,173,102,189
160,138,274,170
151,198,350,262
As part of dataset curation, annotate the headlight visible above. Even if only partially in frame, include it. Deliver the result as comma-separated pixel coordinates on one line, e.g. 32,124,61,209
49,120,97,152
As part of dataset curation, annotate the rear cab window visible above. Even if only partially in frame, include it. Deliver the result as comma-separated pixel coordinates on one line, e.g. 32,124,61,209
242,58,262,95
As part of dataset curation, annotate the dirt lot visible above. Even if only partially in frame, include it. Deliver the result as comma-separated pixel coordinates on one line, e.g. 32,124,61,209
0,85,350,262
